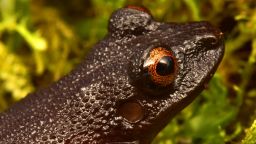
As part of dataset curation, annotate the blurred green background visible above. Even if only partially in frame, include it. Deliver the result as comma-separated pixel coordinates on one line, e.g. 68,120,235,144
0,0,256,143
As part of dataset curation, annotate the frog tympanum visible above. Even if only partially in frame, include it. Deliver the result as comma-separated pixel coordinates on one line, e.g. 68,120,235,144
0,6,224,144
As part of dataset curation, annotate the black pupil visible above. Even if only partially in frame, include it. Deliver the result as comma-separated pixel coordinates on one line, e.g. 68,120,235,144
156,56,174,76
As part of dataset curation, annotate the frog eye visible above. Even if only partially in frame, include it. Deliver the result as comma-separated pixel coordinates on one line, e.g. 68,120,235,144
155,56,175,76
143,47,177,87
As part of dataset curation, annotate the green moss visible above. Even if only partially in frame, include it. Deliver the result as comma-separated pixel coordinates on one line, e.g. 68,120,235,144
243,120,256,144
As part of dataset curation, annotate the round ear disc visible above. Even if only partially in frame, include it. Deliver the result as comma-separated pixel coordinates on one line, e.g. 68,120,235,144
117,101,144,123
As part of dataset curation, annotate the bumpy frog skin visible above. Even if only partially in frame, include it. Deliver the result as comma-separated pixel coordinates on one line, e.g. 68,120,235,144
0,7,224,144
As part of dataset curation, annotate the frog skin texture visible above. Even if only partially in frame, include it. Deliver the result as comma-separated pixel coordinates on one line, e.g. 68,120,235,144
0,7,224,144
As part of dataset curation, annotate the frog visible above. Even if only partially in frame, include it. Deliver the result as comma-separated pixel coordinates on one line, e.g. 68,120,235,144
0,6,224,144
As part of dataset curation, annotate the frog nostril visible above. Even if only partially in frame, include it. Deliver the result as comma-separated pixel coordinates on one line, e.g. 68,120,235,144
208,37,218,45
198,35,220,47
